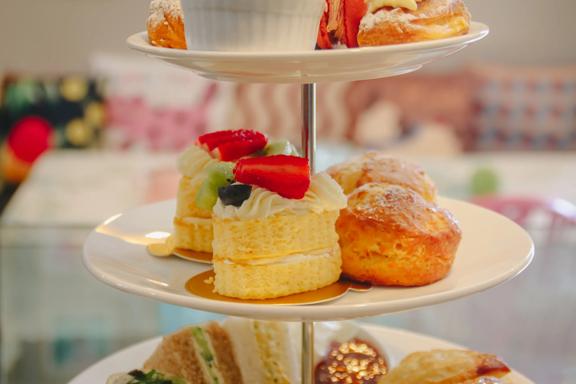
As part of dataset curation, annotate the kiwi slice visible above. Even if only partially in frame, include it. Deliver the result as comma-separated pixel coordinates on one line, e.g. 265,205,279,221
195,163,234,210
264,140,299,156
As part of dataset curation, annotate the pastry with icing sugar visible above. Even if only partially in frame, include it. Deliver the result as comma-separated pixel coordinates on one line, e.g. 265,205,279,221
147,0,187,49
317,0,471,48
329,155,461,287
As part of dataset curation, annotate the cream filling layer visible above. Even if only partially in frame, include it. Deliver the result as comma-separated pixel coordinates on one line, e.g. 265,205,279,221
218,248,336,266
361,7,417,31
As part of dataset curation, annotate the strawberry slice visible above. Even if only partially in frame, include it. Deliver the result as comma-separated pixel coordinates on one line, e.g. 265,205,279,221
317,2,333,49
196,129,268,161
214,135,267,161
342,0,367,48
234,155,311,199
197,130,238,151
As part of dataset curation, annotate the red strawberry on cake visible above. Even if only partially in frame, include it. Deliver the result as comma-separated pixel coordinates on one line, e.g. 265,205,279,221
173,129,302,256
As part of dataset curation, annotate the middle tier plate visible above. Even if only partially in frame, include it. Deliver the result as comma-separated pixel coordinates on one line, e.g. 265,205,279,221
83,198,533,321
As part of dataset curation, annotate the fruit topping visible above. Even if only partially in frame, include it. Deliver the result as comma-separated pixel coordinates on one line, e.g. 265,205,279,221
264,140,300,156
343,0,367,48
218,184,253,207
317,7,333,49
196,129,268,161
195,162,234,210
234,155,311,199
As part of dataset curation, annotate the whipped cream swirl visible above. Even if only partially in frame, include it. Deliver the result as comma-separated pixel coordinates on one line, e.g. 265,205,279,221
213,172,347,220
177,145,218,181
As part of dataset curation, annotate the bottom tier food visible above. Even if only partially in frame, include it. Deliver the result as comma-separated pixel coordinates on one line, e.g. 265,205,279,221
106,319,515,384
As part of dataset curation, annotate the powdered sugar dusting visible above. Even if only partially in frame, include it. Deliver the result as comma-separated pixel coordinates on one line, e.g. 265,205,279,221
360,8,416,31
148,0,183,27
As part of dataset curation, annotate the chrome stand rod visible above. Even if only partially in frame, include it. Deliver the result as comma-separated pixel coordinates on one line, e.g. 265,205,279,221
301,321,315,384
301,83,317,173
301,83,317,384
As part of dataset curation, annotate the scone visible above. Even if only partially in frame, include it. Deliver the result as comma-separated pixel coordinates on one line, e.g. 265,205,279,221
337,183,461,286
147,0,187,49
174,129,268,253
379,349,511,384
212,155,347,299
328,152,437,202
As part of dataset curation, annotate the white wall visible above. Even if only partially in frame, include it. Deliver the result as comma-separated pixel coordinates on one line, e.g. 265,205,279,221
0,0,575,74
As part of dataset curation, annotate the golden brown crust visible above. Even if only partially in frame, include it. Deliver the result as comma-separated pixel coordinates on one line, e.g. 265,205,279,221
143,327,207,384
379,349,511,384
337,183,461,286
328,152,437,202
358,0,471,46
205,323,244,384
147,0,187,49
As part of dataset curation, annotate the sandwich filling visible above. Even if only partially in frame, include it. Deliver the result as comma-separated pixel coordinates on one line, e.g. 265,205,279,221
189,327,225,384
223,319,299,384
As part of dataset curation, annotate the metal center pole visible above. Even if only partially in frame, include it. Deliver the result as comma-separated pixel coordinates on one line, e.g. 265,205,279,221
302,83,317,173
301,320,315,384
301,83,317,384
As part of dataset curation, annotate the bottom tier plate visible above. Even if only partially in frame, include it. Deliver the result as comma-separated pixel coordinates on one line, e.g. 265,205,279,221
68,324,532,384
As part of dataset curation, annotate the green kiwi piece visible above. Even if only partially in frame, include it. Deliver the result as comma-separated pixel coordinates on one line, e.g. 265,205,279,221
264,140,299,156
195,162,234,210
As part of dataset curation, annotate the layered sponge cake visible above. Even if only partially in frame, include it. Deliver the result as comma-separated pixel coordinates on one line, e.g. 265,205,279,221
173,129,268,253
211,155,347,299
174,144,218,252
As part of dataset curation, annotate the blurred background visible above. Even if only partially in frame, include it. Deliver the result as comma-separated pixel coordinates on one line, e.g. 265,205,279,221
1,0,575,383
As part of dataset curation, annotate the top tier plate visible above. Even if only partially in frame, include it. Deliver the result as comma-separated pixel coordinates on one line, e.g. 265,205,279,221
127,22,489,83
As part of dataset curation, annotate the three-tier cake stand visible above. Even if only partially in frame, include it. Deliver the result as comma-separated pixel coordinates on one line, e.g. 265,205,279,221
81,21,536,383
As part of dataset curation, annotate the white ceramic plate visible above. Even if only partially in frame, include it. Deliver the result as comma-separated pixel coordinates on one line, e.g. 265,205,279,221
126,22,489,83
68,323,533,384
83,198,534,321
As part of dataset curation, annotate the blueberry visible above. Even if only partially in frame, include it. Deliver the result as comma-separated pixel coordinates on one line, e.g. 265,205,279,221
218,184,252,207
